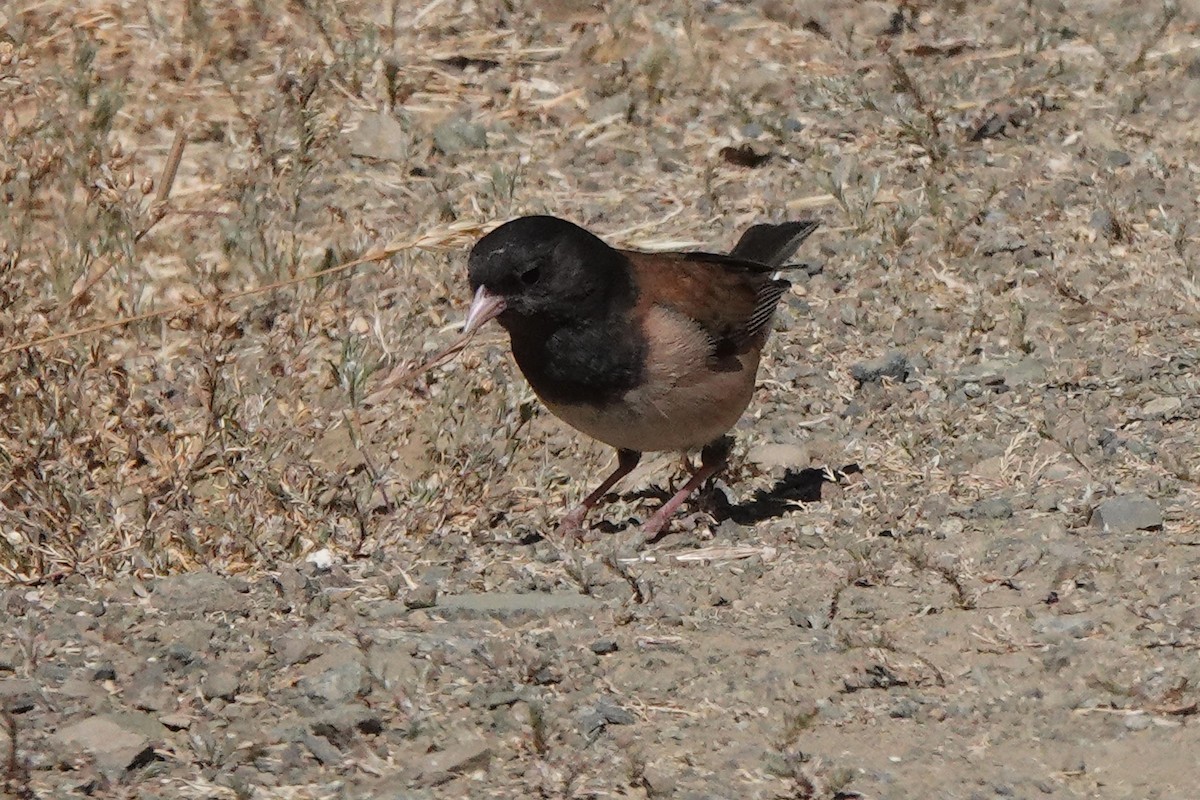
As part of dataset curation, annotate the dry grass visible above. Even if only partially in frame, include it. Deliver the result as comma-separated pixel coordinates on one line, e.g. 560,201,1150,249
2,0,1199,590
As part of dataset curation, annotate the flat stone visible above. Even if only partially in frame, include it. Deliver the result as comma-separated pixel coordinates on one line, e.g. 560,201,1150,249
302,732,342,765
1090,495,1163,533
432,116,487,154
1030,614,1099,639
346,111,410,162
299,648,368,705
271,632,325,667
1142,396,1182,418
150,572,249,617
0,679,39,713
745,442,810,470
960,498,1014,521
125,663,176,713
410,740,492,787
435,592,601,620
54,713,164,776
366,645,424,691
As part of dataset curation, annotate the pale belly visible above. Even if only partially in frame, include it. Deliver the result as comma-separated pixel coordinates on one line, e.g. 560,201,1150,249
535,306,762,453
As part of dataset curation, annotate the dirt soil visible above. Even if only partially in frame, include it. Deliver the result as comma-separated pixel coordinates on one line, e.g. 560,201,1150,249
2,1,1200,798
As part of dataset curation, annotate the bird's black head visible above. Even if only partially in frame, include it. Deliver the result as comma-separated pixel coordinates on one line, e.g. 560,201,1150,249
464,215,630,333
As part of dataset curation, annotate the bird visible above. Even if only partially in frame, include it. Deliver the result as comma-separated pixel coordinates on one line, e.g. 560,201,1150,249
463,214,819,540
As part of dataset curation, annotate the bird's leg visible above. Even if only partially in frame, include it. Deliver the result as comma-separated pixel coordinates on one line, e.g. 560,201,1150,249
554,448,641,538
640,437,732,539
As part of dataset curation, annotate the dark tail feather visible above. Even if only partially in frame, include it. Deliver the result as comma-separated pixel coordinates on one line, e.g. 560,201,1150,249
729,220,819,268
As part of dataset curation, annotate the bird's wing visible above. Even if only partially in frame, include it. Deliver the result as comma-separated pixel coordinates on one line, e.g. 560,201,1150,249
624,251,788,354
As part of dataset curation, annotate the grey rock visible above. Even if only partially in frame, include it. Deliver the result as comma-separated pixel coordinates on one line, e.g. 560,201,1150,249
1141,396,1182,418
150,572,249,617
889,697,921,718
1123,712,1152,731
299,648,368,704
587,91,632,122
642,765,677,796
960,498,1014,521
1105,150,1131,168
0,679,39,713
589,639,618,655
54,713,164,776
1030,613,1099,639
163,642,196,672
1090,208,1122,240
272,632,325,667
201,669,241,701
405,584,438,610
432,116,487,154
125,663,176,713
346,112,410,162
980,232,1027,255
435,591,601,620
1090,495,1163,533
367,645,425,691
312,703,384,748
480,690,522,709
410,740,492,787
958,357,1046,387
301,732,343,765
579,697,636,735
850,351,912,384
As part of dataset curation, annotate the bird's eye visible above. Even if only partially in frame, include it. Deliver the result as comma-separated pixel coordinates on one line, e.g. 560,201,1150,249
519,266,541,285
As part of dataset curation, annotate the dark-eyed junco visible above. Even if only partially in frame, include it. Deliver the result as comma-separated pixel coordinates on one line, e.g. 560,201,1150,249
464,215,818,539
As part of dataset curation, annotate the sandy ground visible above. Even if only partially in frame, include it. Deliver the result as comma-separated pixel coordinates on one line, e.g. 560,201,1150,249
2,0,1200,797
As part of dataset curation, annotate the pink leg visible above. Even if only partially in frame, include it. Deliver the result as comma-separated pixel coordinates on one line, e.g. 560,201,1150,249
640,438,731,538
554,449,641,537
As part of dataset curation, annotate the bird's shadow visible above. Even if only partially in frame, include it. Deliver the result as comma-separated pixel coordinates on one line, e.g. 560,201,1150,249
594,463,861,536
721,465,853,524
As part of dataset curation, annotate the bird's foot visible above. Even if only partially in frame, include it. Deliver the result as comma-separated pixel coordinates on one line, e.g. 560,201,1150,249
553,505,590,540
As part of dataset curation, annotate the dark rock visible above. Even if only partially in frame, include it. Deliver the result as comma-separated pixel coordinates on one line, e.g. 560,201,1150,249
850,351,912,384
579,697,636,735
312,703,384,748
589,639,618,655
405,585,438,610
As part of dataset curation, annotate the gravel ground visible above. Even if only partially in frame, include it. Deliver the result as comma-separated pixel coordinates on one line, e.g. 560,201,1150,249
2,1,1200,798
